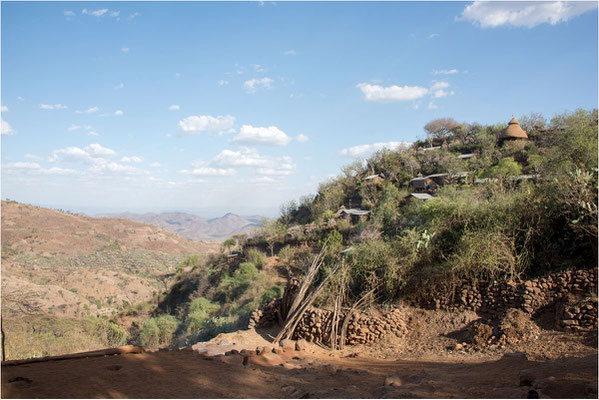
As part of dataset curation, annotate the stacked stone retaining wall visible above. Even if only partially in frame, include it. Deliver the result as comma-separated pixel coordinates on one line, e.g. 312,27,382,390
249,267,597,345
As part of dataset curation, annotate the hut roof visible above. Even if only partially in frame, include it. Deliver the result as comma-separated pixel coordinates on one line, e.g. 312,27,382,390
410,193,433,200
499,117,528,140
341,208,371,216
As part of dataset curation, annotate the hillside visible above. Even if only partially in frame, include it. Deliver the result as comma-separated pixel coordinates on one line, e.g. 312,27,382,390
127,110,597,355
1,201,220,359
95,211,261,241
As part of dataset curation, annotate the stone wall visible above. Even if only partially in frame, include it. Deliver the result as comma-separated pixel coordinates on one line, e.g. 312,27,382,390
409,267,597,332
249,267,598,345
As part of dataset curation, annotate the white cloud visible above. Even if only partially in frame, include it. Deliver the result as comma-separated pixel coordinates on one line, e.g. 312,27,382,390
1,120,14,136
211,148,296,176
232,125,291,146
283,49,296,56
339,141,412,159
357,83,428,102
120,156,144,163
169,105,180,111
40,104,68,110
175,72,182,78
114,82,124,90
121,47,130,53
82,8,109,17
89,162,147,175
430,81,455,98
178,115,235,135
433,69,460,75
1,106,8,112
150,162,161,167
6,162,40,169
179,167,237,176
64,10,76,17
459,1,597,28
128,12,141,20
67,124,91,132
24,154,43,161
212,148,270,168
75,106,99,114
430,81,450,90
428,102,438,110
87,131,99,136
49,143,115,163
217,80,229,86
110,11,120,17
428,33,440,39
114,110,124,116
243,77,274,93
296,134,309,143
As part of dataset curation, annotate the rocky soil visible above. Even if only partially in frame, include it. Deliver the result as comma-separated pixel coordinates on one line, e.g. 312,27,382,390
3,307,597,398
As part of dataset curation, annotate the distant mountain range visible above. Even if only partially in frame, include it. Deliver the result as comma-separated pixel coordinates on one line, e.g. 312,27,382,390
95,211,263,242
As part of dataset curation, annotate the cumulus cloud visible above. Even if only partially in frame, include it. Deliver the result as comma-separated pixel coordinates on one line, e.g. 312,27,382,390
1,120,14,135
211,148,296,176
67,124,92,132
339,141,412,159
1,106,8,112
40,104,68,110
283,49,296,55
121,47,130,53
428,33,440,39
114,110,124,116
64,10,76,17
169,104,180,111
179,167,237,176
243,77,274,93
428,102,438,110
217,80,229,86
356,83,429,102
232,125,291,146
433,69,460,75
150,162,161,167
178,115,235,135
114,82,124,90
49,143,115,163
296,134,309,143
87,131,98,136
459,1,597,28
250,176,276,183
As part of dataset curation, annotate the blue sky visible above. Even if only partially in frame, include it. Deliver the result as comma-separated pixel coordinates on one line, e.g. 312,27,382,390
1,1,597,217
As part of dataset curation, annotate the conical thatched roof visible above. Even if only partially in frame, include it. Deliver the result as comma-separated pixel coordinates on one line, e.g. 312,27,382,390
499,117,528,140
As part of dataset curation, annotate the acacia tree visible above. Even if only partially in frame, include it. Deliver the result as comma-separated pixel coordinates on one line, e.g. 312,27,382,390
424,117,460,146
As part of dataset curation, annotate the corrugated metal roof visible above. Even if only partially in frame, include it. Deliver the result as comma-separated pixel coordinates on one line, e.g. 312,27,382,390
342,209,371,216
426,173,450,179
410,193,433,200
457,153,476,159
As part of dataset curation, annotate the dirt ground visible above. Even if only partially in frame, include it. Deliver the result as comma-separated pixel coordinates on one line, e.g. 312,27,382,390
2,308,597,398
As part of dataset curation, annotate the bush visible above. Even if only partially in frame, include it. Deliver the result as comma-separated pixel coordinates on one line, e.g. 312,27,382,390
139,319,160,348
139,315,178,348
94,320,127,347
245,248,267,268
186,297,219,334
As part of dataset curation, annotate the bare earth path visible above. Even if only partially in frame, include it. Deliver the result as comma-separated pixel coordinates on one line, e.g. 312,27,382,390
2,339,596,398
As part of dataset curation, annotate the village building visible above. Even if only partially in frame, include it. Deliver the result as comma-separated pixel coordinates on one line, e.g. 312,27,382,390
498,116,528,142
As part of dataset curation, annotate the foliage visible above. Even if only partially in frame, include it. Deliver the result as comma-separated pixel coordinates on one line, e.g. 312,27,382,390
482,157,522,178
94,320,127,347
245,247,267,268
139,314,178,349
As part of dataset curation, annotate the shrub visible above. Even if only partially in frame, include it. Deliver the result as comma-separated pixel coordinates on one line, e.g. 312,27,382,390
139,319,160,348
245,248,267,268
94,320,127,347
139,315,178,348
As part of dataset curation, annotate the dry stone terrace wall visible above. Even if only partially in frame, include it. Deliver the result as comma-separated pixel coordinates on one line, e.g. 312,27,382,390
410,267,598,332
250,302,406,346
249,267,597,345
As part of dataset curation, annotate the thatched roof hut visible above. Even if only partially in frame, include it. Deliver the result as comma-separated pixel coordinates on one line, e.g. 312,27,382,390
499,117,528,140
